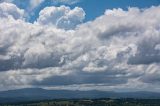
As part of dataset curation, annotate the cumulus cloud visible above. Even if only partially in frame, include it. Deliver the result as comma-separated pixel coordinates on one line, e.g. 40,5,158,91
0,2,24,19
0,0,81,22
0,2,160,92
37,5,85,29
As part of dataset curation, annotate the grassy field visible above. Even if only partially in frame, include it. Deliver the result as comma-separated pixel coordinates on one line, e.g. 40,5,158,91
1,99,160,106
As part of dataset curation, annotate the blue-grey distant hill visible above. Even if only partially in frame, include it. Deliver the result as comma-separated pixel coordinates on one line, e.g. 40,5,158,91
0,88,160,103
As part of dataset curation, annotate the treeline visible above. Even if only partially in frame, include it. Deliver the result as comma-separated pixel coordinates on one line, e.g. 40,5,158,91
1,98,160,106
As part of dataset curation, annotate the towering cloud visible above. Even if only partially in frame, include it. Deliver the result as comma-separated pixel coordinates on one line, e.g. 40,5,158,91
37,5,85,29
0,2,160,92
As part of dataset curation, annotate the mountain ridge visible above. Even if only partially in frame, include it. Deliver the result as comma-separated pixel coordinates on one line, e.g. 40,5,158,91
0,88,160,103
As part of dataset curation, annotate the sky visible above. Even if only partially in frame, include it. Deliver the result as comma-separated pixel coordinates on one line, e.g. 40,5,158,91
0,0,160,92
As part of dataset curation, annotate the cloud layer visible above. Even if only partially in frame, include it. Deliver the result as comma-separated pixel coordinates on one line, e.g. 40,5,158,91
0,2,160,92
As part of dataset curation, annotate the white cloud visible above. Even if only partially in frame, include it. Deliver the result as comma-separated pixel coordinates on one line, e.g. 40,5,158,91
1,0,44,9
0,0,81,22
0,2,160,92
37,5,85,30
0,2,24,19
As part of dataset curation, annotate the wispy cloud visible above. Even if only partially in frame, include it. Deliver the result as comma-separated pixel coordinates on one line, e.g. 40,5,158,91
52,0,80,5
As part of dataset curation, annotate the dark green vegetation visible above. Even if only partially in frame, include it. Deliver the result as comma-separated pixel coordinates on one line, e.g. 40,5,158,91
1,99,160,106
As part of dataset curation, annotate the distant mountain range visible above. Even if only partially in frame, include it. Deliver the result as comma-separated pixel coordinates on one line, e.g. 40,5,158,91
0,88,160,103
